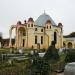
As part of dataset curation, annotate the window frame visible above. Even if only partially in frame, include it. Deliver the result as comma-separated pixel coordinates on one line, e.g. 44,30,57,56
41,29,43,32
35,28,37,31
35,35,37,44
41,36,43,44
31,24,33,27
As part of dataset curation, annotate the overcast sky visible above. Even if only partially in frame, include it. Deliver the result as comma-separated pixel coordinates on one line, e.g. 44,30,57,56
0,0,75,38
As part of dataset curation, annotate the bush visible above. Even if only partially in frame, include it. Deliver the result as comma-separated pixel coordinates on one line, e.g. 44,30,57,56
31,56,50,75
65,49,75,63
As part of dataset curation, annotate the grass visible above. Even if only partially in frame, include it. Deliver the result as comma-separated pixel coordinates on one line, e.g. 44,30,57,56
0,48,67,74
0,58,31,75
0,48,10,53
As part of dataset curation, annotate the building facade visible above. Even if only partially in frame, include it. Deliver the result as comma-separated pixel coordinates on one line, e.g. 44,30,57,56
63,32,75,49
9,13,63,49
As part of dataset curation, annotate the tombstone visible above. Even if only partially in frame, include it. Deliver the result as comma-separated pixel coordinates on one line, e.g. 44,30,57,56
37,43,40,50
30,50,34,55
64,62,75,75
10,48,13,53
8,59,12,64
19,48,23,54
39,52,45,57
59,47,63,54
0,42,1,48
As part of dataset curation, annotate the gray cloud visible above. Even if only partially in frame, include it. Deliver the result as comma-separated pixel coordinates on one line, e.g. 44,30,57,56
0,0,75,38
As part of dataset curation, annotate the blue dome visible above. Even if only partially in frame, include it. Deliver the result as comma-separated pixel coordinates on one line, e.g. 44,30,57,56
35,13,56,26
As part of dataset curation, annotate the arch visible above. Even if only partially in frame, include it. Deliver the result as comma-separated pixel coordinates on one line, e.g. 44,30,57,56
18,27,26,36
63,42,66,47
54,32,57,43
67,42,72,48
23,39,25,47
18,27,26,48
54,29,58,32
35,35,37,44
18,27,25,31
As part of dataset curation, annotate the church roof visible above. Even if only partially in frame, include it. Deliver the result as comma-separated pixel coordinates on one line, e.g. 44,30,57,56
35,13,56,26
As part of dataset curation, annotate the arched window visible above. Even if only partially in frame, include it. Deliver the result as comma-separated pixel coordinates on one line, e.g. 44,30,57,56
35,28,37,31
41,36,43,44
35,36,37,44
41,29,43,32
31,24,33,27
23,39,25,47
47,26,48,29
50,26,51,29
54,32,57,43
63,42,66,47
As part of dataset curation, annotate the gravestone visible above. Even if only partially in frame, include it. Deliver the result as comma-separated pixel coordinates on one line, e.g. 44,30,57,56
0,42,1,48
64,62,75,75
37,43,40,52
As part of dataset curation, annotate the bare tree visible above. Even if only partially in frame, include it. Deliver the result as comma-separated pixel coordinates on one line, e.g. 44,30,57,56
0,32,3,48
0,32,2,42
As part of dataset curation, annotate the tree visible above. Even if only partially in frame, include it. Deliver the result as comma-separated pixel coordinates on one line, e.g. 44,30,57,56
65,49,75,63
0,32,3,48
28,41,59,75
0,32,2,42
44,41,59,63
30,55,50,75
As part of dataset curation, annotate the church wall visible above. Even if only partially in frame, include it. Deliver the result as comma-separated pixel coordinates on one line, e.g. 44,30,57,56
13,13,63,49
15,28,18,48
45,29,52,47
33,27,45,49
63,37,75,49
15,25,63,49
44,35,49,49
52,26,63,48
27,28,35,48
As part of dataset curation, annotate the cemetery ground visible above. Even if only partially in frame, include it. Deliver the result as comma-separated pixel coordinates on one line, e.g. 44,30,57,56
0,48,75,75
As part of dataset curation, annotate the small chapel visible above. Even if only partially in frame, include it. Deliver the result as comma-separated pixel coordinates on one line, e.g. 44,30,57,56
9,13,63,49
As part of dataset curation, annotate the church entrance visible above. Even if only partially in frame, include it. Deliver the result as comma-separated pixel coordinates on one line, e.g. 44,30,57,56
54,32,57,43
18,27,26,48
68,42,72,48
23,39,25,47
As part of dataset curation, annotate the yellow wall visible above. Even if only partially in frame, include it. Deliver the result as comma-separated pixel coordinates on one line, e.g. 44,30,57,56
14,22,63,49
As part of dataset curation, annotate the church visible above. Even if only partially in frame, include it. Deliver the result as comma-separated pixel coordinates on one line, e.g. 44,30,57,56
9,13,63,49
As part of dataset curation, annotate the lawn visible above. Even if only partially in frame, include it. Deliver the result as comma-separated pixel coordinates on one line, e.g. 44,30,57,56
0,48,74,75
